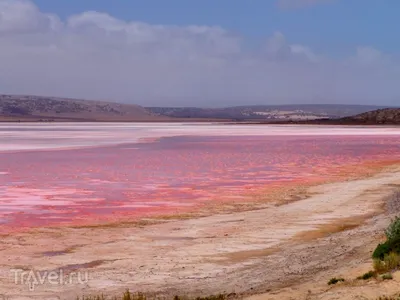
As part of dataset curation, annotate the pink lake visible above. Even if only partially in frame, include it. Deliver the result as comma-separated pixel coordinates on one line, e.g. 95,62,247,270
0,123,400,232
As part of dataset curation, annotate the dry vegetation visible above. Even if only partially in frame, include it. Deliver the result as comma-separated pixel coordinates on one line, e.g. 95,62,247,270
76,291,227,300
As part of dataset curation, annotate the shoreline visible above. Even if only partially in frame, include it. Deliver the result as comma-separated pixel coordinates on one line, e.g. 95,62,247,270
1,164,400,299
0,119,399,126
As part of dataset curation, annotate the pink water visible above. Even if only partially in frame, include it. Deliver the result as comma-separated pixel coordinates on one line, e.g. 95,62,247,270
1,132,400,232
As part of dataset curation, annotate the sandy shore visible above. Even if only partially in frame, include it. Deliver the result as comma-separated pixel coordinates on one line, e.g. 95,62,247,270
0,165,400,300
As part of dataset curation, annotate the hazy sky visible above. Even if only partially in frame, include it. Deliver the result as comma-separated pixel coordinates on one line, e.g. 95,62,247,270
0,0,399,107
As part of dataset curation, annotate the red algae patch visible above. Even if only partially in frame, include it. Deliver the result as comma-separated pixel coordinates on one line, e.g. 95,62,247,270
0,133,400,232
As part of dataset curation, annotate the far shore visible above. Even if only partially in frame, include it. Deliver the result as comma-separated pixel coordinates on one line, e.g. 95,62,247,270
1,118,399,125
1,118,399,126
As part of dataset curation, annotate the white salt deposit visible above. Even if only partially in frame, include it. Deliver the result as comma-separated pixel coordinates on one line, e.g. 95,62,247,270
0,122,400,152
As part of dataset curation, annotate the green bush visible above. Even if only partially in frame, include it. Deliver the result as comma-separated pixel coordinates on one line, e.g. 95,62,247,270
386,217,400,241
373,217,400,261
389,238,400,255
373,239,400,261
373,242,392,260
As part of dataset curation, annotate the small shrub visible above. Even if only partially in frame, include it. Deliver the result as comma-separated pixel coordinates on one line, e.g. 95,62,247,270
374,258,388,273
122,290,131,300
195,295,226,300
77,292,226,300
384,252,400,270
373,252,400,273
357,270,376,280
382,273,393,280
377,296,400,300
328,277,345,285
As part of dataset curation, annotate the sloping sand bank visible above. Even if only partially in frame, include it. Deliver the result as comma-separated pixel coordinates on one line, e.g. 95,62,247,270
1,167,400,300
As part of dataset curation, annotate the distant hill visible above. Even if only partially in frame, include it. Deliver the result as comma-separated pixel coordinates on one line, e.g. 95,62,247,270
0,95,166,122
259,108,400,125
340,108,400,124
147,104,389,121
1,94,396,123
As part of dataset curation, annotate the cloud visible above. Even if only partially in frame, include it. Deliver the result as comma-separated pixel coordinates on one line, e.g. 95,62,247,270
0,0,60,33
356,46,382,65
290,45,320,62
0,0,398,106
265,32,320,62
